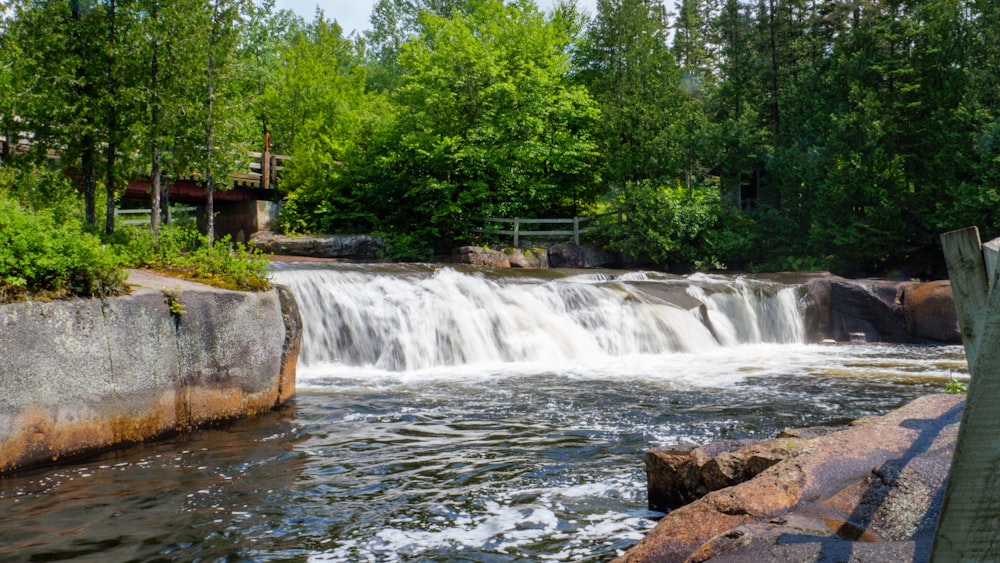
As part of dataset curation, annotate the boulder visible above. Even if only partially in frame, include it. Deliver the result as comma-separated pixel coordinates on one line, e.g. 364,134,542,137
646,427,841,512
829,278,911,342
904,281,961,344
800,274,958,344
505,247,548,269
250,231,385,259
617,394,964,563
0,269,301,473
452,246,511,268
548,243,617,269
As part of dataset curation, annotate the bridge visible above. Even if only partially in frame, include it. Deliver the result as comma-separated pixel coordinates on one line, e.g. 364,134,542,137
122,151,290,204
1,135,290,241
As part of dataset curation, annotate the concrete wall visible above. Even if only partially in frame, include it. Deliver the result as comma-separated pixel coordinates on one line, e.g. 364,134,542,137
205,200,280,243
0,273,301,473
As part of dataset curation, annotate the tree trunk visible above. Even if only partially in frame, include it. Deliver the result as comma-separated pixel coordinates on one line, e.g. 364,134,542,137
150,1,162,236
73,0,98,229
205,1,218,246
768,0,781,135
82,139,97,228
103,0,118,236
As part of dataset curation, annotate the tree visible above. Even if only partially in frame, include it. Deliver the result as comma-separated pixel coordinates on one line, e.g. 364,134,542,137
574,0,688,186
361,0,600,257
193,0,252,244
262,14,387,233
2,1,104,226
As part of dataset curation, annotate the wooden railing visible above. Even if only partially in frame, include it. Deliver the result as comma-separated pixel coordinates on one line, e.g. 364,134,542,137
115,205,196,226
471,216,597,247
1,134,289,191
230,152,290,190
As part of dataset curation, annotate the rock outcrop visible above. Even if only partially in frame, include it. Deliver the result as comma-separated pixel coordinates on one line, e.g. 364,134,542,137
0,270,301,473
618,394,964,563
547,243,618,269
801,275,960,344
453,246,512,268
250,230,385,259
505,246,548,269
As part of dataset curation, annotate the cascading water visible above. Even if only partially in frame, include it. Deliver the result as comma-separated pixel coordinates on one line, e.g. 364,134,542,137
0,263,967,563
271,264,807,373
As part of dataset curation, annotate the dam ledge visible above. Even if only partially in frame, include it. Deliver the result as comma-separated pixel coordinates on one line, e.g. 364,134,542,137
0,268,302,474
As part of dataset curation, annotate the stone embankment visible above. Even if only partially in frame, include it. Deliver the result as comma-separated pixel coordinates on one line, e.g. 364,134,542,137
0,269,302,473
617,394,963,563
250,230,385,259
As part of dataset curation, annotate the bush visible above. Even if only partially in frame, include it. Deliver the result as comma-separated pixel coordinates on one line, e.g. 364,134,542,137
0,196,126,302
601,180,731,270
108,224,271,292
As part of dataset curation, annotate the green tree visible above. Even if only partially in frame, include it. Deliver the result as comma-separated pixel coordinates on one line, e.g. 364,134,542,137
363,0,601,257
574,0,688,186
263,14,388,233
193,0,253,244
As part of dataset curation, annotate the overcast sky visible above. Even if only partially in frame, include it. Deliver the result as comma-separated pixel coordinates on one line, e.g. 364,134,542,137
272,0,600,37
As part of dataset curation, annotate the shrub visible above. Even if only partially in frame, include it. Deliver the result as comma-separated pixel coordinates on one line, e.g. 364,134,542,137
108,224,271,292
0,196,126,302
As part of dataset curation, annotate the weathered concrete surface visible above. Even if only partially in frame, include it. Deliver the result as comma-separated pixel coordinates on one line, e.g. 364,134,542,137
250,230,385,259
0,269,301,473
617,394,964,563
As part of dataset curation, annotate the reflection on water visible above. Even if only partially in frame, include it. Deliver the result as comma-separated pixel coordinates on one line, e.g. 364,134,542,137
0,344,967,562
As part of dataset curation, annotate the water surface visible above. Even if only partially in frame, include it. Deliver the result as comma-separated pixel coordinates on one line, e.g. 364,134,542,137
0,264,968,562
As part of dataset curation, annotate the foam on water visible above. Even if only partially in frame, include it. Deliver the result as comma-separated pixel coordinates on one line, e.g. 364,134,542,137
272,264,808,375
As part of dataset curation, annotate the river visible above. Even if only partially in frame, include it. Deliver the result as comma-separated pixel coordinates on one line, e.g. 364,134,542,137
0,264,968,562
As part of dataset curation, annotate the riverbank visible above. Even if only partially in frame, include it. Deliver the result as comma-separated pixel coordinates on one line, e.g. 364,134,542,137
617,394,963,562
0,269,301,473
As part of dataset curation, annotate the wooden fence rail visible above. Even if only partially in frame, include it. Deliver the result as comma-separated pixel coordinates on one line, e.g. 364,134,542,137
115,206,196,226
470,216,597,247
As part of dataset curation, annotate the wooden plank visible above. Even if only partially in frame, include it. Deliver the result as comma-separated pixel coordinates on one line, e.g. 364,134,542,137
983,237,1000,285
932,263,1000,560
484,217,595,225
941,227,989,369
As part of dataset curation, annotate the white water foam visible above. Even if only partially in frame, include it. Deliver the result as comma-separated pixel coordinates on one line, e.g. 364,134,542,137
272,265,808,374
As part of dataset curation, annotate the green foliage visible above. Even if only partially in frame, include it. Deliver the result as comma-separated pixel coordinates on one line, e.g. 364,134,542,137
359,0,601,258
0,194,126,303
6,0,1000,274
575,0,688,186
109,224,271,291
264,15,388,235
603,180,736,270
945,378,968,395
0,164,81,222
162,288,186,316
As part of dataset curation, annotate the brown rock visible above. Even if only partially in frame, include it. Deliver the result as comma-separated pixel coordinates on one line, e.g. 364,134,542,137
505,247,548,269
617,394,964,563
646,438,801,511
904,281,960,343
452,246,511,268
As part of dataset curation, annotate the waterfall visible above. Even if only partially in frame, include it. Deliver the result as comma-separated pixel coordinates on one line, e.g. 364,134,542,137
271,265,806,373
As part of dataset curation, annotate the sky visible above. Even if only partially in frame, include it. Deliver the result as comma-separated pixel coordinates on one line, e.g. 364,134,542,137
273,0,600,37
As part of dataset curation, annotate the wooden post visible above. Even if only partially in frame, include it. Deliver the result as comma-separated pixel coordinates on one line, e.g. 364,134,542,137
573,216,580,245
932,227,1000,561
513,217,520,248
261,132,271,191
941,227,990,368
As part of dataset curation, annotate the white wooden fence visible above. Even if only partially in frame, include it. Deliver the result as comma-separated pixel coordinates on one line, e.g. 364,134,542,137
471,216,597,247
